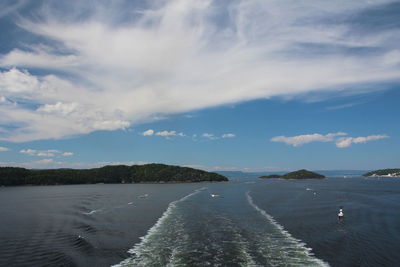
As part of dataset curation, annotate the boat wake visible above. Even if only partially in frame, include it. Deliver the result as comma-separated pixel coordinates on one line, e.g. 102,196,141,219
114,186,329,267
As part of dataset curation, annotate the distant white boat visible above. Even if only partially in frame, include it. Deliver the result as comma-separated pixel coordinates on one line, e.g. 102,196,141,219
138,194,149,199
211,194,220,198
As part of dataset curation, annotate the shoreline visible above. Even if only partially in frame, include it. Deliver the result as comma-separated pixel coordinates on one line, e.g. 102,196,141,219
0,180,228,188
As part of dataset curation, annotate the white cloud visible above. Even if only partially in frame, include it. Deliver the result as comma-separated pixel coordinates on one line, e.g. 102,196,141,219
336,135,389,148
37,102,79,115
222,133,236,138
0,0,399,141
20,149,39,156
272,132,389,148
271,132,347,147
0,68,130,142
155,130,186,138
142,129,186,138
20,149,74,157
0,146,10,151
155,130,176,137
142,129,154,136
202,133,216,139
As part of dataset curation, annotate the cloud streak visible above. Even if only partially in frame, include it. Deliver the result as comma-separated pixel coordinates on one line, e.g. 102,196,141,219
142,129,185,139
222,133,236,138
20,149,74,157
271,132,389,148
0,0,399,142
335,135,389,148
271,132,347,147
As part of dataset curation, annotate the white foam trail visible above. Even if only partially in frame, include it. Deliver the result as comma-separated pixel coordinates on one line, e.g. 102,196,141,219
82,209,102,215
246,191,330,267
112,187,207,267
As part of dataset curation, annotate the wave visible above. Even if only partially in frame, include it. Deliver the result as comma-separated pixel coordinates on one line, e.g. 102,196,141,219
246,191,329,266
82,209,102,215
113,187,329,267
113,187,207,267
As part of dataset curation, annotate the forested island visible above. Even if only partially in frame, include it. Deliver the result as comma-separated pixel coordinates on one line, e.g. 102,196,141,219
0,164,228,186
363,168,400,177
259,169,325,180
259,174,282,179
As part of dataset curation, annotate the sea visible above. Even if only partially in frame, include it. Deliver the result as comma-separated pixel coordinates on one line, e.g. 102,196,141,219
0,174,399,267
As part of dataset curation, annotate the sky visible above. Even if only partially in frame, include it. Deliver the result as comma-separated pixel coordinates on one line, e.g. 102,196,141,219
0,0,399,171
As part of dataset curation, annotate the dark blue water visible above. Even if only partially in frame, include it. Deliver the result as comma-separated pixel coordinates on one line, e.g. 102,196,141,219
1,177,399,266
250,177,400,267
0,183,204,266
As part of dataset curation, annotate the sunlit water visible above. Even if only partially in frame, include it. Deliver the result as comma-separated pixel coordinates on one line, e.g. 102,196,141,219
1,177,399,266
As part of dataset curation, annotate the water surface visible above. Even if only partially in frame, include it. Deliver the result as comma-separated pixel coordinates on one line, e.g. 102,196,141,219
1,177,399,266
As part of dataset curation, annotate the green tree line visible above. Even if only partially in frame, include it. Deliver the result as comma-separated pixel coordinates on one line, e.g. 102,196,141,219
0,164,228,186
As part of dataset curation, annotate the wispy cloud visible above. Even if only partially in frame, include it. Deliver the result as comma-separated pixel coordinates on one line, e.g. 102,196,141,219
271,132,389,148
0,0,399,141
142,131,236,140
271,132,347,147
202,133,237,140
142,129,154,136
202,133,217,140
326,102,360,110
142,129,185,139
222,133,236,138
156,130,186,138
20,149,74,157
335,135,389,148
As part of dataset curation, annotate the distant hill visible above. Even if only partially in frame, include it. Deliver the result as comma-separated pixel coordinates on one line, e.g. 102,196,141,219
282,169,325,179
259,174,281,179
0,164,228,186
258,169,325,180
363,169,400,177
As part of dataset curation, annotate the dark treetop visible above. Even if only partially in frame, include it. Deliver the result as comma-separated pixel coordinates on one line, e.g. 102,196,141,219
363,168,400,177
281,169,325,179
258,170,325,180
0,164,228,186
259,174,282,179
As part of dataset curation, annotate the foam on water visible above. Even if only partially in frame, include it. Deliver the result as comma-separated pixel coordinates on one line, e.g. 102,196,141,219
246,191,329,266
113,187,207,267
113,186,331,267
83,209,102,215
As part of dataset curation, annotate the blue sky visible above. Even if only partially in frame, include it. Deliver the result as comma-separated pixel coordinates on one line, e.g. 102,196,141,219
0,0,399,171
